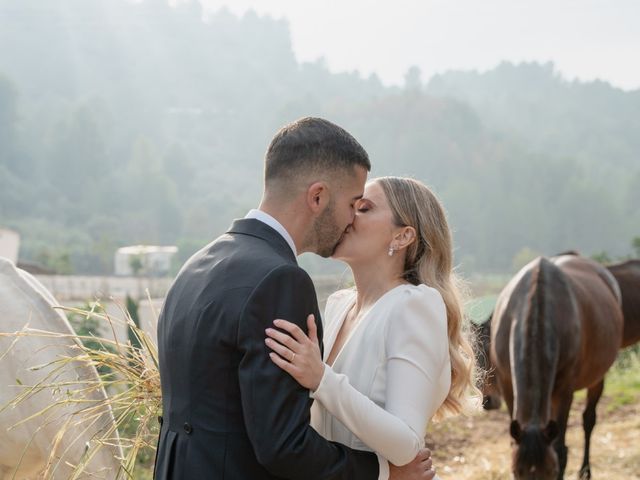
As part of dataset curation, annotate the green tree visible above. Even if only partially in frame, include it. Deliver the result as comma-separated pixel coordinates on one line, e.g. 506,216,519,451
129,255,144,276
67,303,116,377
163,143,194,193
632,237,640,258
0,74,17,143
591,251,612,264
45,103,110,200
35,248,73,274
404,66,422,91
1,3,638,278
0,73,24,175
126,295,142,351
117,137,183,244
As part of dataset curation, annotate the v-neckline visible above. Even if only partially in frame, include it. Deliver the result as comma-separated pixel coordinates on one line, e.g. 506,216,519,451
325,284,409,367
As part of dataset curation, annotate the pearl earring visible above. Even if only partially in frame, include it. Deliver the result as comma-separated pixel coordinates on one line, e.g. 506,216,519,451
388,245,395,257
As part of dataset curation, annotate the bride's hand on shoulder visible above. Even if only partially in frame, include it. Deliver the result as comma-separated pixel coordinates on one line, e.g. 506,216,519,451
265,314,325,391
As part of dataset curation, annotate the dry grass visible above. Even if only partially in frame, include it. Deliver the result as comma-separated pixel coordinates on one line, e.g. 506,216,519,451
1,300,161,479
428,359,640,480
3,298,638,479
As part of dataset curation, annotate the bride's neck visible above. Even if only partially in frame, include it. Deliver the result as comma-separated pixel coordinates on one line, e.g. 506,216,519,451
350,261,407,313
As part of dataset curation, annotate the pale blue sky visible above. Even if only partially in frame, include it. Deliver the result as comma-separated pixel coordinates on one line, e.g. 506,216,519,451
196,0,640,90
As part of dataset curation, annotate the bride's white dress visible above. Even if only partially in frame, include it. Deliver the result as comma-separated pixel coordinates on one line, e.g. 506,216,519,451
311,284,451,477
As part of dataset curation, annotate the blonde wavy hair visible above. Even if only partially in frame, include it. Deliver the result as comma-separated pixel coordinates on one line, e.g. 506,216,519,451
377,176,481,420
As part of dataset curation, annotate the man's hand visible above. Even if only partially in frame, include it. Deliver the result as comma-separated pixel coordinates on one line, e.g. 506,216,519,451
389,448,436,480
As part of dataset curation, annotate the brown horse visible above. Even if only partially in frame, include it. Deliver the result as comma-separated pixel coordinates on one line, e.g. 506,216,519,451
476,257,640,412
606,259,640,347
491,254,623,479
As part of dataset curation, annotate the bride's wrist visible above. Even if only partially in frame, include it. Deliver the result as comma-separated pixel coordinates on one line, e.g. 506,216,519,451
311,362,327,392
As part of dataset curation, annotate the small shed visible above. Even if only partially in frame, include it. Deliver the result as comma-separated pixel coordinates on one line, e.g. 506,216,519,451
114,245,178,276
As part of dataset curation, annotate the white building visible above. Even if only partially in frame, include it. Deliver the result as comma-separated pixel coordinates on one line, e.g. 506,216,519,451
114,245,178,277
0,228,20,263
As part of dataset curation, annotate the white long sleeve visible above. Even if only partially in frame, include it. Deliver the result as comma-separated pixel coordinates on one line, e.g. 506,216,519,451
312,285,450,466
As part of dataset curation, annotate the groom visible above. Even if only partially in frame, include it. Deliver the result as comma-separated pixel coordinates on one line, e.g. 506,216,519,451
154,117,435,479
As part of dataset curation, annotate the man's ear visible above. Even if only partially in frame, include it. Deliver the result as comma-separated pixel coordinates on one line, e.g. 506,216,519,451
306,181,329,213
394,226,417,251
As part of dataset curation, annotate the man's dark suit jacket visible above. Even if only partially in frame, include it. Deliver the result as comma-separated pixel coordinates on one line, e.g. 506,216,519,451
154,218,379,479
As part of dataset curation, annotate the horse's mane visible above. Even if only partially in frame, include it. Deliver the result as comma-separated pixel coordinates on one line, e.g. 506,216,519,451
525,257,554,340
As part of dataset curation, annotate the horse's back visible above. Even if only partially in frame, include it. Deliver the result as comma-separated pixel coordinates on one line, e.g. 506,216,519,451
553,255,623,360
553,255,621,308
492,257,578,359
607,259,640,347
552,255,623,386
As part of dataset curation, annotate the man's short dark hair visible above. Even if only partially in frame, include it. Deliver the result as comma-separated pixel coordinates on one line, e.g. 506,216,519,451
264,117,371,185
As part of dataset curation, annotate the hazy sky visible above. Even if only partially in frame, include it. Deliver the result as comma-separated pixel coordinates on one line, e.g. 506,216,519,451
197,0,640,91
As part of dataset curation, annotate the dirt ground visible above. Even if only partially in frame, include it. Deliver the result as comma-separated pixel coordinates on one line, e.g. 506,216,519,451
426,396,640,480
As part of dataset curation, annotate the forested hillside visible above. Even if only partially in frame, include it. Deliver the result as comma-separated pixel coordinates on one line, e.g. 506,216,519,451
1,0,637,274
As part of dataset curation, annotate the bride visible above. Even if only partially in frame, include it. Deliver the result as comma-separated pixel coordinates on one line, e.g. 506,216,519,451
265,176,480,478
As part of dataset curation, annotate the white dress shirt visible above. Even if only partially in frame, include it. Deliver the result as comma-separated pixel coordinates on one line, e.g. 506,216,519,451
311,284,451,480
245,209,297,256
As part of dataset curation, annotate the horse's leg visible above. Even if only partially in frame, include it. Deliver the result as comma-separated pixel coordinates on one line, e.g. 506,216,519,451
501,379,515,418
579,380,604,479
554,393,574,480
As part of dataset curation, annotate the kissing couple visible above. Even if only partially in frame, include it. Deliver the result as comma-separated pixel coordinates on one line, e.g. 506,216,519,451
154,117,479,480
